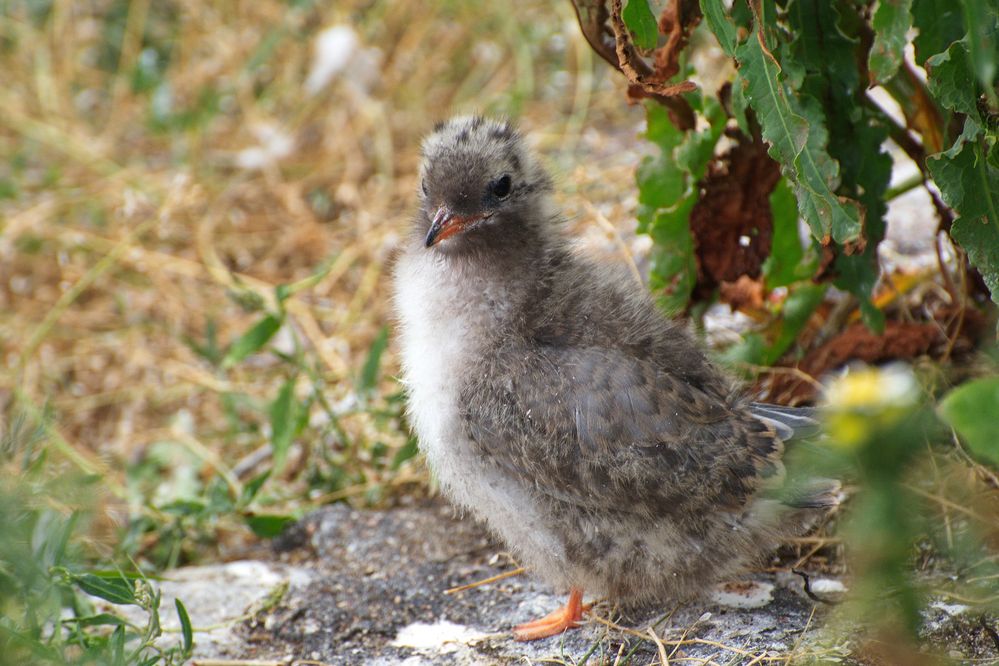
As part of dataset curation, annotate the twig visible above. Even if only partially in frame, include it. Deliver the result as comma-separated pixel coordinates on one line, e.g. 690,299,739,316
740,362,826,398
791,541,827,571
608,0,697,97
791,568,838,605
568,0,696,128
582,199,643,286
935,230,960,305
647,625,670,665
171,430,243,500
949,430,999,490
589,614,775,661
786,605,818,665
904,483,995,525
444,567,526,594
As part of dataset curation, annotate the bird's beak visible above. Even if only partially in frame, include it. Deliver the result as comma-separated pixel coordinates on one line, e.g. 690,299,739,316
425,206,490,247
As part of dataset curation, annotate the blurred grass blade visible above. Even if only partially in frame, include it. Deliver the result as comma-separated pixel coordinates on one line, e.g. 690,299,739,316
175,598,194,656
269,378,298,469
222,314,283,368
391,436,419,470
938,376,999,466
241,470,272,505
111,624,126,666
359,326,390,393
281,252,343,299
244,513,296,538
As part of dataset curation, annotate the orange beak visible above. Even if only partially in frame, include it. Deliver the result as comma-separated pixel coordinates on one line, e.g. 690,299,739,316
425,206,490,247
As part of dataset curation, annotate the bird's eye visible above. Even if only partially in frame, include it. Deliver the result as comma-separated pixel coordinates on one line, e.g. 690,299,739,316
491,175,512,199
421,180,429,196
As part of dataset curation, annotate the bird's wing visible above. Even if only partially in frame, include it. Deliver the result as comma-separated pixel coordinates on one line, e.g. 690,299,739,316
461,345,784,518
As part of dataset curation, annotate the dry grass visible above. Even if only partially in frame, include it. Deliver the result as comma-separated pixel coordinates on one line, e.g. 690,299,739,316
0,0,646,554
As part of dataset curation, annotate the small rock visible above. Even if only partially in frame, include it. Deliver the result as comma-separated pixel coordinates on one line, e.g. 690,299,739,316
710,580,775,609
391,620,488,653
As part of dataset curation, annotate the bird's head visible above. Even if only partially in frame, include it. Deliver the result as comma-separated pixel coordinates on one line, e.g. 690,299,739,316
417,116,553,252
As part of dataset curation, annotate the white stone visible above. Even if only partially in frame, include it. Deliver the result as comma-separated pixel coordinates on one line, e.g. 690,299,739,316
390,620,488,653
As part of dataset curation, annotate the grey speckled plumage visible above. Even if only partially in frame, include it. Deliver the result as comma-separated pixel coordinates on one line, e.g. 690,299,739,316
393,116,837,633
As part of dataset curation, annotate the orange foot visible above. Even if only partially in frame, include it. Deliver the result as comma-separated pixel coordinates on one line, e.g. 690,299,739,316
513,588,588,641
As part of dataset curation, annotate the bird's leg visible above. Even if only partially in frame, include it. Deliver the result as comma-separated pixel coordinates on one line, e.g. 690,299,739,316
512,588,587,641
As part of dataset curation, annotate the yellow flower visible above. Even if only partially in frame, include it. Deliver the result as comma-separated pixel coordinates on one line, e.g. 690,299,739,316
822,365,920,449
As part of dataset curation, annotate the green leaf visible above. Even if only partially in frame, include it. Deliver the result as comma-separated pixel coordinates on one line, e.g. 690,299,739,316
787,0,858,90
636,98,728,312
928,137,999,303
637,154,685,208
700,0,737,55
718,281,827,368
938,376,999,466
911,0,965,64
643,98,686,151
637,102,687,212
869,0,913,84
785,0,892,330
762,282,827,364
719,331,767,368
830,115,892,333
72,572,136,606
963,0,999,107
622,0,658,50
735,8,863,246
175,598,194,655
222,314,283,368
927,40,981,117
645,202,698,312
359,326,390,392
675,95,727,175
244,513,296,538
269,378,298,469
762,177,803,289
159,498,207,516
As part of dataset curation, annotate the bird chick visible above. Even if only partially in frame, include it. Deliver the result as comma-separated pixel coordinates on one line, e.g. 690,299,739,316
393,116,837,641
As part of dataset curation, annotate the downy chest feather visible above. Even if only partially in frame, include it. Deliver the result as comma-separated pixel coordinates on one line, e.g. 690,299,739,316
393,249,567,571
392,250,515,483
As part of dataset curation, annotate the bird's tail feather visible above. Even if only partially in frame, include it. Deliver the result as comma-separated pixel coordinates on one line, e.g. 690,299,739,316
749,402,821,442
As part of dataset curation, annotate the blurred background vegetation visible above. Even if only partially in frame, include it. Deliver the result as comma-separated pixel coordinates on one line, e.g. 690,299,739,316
0,0,997,663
